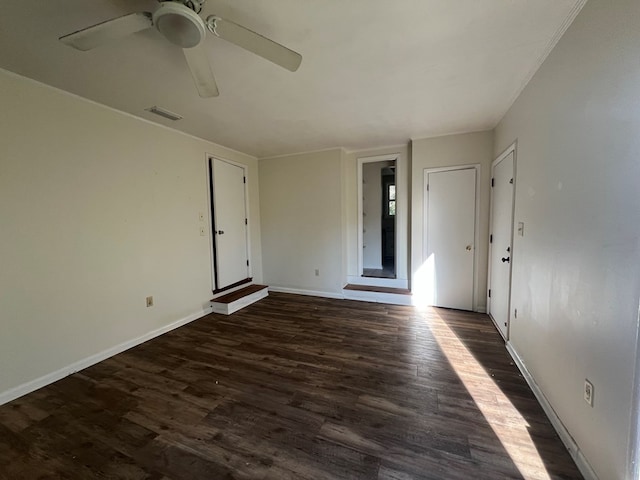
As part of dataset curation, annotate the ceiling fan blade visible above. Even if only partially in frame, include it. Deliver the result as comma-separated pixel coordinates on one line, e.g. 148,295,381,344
60,12,153,51
207,16,302,72
183,45,219,98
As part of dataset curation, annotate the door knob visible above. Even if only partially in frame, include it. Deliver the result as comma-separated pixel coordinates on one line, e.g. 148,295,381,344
217,230,225,235
501,256,510,263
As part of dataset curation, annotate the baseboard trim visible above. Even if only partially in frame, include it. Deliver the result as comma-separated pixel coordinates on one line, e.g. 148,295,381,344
505,342,598,480
268,286,344,300
0,306,213,407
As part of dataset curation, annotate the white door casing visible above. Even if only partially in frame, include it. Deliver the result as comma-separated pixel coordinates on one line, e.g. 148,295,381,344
210,157,250,290
488,146,516,339
354,153,408,289
424,166,477,310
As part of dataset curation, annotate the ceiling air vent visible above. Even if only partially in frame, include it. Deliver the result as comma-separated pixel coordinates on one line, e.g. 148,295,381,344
145,106,183,121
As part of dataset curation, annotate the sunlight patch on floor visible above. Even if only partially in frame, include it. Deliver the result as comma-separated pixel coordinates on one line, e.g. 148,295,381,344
426,310,551,480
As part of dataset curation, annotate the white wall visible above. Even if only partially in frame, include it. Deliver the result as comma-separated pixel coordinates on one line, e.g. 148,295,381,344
259,149,345,296
0,69,262,399
362,162,384,269
494,1,640,478
411,131,494,311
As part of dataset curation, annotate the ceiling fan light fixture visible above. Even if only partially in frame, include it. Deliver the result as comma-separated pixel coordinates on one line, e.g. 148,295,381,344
152,2,206,48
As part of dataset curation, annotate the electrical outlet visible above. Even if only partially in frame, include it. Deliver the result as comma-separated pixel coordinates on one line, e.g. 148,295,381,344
199,212,205,221
584,379,594,407
146,296,154,308
200,226,206,236
315,269,320,276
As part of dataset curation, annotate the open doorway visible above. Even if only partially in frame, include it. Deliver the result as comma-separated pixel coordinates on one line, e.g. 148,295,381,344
361,159,396,279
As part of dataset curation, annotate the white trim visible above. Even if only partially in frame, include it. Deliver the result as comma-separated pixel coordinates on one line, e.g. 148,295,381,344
487,142,517,340
259,147,345,161
0,68,255,162
410,128,494,144
357,153,401,284
0,307,213,407
506,342,599,480
423,164,481,311
211,287,268,315
347,275,409,289
344,143,408,155
493,0,587,127
627,303,640,480
267,286,344,300
343,289,413,306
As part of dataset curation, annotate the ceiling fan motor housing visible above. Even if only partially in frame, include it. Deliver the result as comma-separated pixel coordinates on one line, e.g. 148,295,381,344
153,2,206,48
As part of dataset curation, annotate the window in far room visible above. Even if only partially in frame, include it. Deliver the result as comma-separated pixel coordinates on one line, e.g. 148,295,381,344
387,184,396,216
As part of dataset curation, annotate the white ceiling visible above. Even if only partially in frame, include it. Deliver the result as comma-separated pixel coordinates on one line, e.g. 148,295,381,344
0,0,584,158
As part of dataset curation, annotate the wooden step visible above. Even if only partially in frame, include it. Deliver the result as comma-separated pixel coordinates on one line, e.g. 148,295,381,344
211,284,268,315
343,284,412,306
344,284,411,295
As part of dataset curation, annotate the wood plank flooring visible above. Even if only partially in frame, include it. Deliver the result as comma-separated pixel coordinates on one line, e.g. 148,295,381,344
0,293,582,479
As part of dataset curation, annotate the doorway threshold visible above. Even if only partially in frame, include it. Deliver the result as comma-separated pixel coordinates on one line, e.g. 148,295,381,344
343,284,412,306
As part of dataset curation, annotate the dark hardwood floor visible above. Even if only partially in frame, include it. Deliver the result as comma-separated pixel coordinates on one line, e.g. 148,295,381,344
0,293,582,479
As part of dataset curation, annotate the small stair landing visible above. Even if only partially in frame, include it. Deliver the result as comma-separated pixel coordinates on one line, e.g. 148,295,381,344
211,284,268,315
343,284,412,306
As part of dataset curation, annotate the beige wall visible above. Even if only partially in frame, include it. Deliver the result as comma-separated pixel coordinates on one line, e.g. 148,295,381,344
411,131,494,311
259,149,345,295
494,0,640,478
0,69,261,398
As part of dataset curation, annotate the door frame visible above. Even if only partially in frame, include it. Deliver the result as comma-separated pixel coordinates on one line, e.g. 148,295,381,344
423,164,481,311
206,154,252,292
354,153,408,288
487,142,517,339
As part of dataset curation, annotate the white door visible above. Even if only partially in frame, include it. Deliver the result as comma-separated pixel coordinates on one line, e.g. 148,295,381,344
211,158,249,289
425,167,477,310
488,151,515,339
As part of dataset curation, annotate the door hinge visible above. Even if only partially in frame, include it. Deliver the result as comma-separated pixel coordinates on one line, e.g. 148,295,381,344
246,260,249,266
491,178,495,187
245,218,248,225
509,178,514,184
243,176,246,184
488,289,491,298
490,234,493,244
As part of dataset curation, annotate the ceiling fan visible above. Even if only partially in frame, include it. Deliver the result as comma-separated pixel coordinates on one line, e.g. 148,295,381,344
59,0,302,97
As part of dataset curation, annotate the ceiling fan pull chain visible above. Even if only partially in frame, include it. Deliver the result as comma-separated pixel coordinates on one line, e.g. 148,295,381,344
207,16,221,37
181,0,205,14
